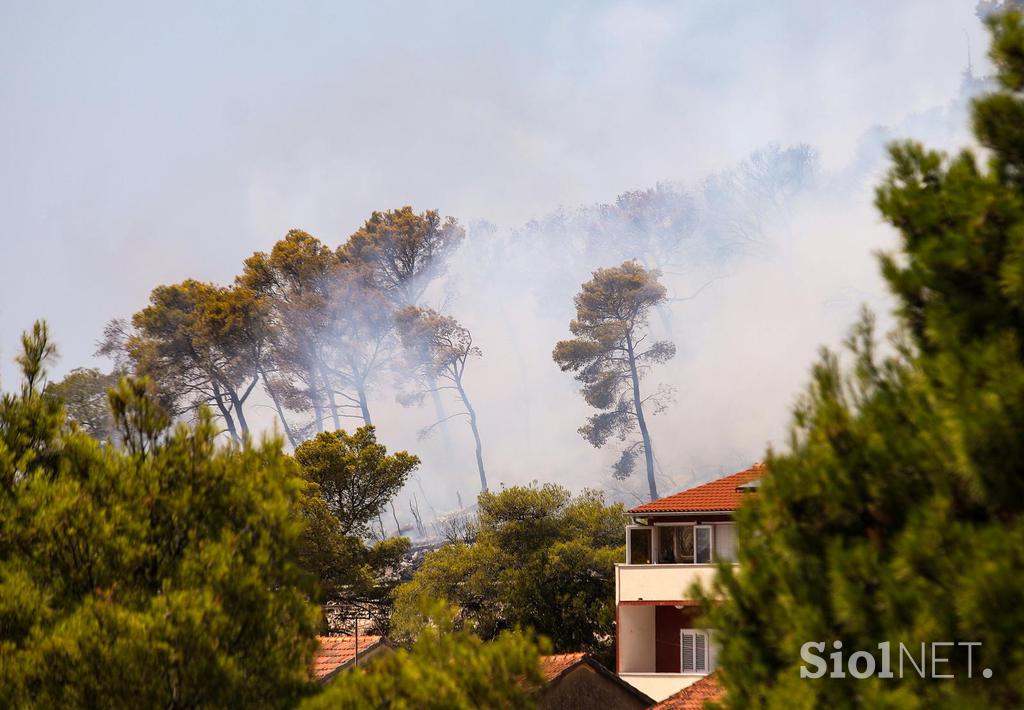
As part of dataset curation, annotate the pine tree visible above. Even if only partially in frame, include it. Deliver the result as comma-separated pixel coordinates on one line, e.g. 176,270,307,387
553,261,675,501
0,322,319,708
293,426,419,634
704,11,1024,708
390,484,624,662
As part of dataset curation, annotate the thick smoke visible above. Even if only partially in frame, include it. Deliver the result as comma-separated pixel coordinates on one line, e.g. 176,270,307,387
369,78,988,511
0,2,991,520
217,77,983,518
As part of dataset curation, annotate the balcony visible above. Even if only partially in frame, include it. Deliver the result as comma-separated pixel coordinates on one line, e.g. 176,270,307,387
616,603,717,701
615,563,726,603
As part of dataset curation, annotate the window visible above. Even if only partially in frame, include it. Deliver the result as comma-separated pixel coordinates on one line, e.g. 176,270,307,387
695,525,713,563
657,525,694,564
714,523,738,562
681,629,712,674
630,523,720,564
627,526,652,564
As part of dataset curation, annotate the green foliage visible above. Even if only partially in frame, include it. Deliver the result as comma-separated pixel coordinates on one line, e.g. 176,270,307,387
300,601,547,710
392,484,624,661
0,323,320,709
705,11,1024,708
114,279,269,441
294,427,418,632
295,427,418,537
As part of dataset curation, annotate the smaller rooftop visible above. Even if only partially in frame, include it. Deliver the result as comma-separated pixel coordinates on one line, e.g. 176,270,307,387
538,652,588,682
538,653,655,706
653,672,724,709
628,463,764,514
313,635,385,680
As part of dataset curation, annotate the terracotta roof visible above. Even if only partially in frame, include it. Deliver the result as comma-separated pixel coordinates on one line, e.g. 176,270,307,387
654,673,724,709
313,635,384,680
538,653,587,682
629,464,764,514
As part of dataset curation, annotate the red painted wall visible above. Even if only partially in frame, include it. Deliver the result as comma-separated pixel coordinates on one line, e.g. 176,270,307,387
654,606,699,672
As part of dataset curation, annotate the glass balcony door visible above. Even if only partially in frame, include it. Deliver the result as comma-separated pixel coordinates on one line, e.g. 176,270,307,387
625,523,717,565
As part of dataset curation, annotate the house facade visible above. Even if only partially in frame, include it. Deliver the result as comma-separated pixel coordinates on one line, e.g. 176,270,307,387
615,464,761,702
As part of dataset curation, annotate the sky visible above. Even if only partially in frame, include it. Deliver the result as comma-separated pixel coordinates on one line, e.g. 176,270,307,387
0,1,993,506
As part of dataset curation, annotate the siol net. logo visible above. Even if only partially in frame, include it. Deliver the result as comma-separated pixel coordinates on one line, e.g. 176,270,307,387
800,641,992,680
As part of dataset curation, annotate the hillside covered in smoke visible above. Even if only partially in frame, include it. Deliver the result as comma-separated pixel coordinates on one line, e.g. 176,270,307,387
63,65,983,520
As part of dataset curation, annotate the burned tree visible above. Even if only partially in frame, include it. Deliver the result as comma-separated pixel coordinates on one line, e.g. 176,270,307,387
316,263,397,427
701,143,817,252
341,207,465,448
239,227,410,440
581,183,698,274
395,307,488,492
552,261,675,501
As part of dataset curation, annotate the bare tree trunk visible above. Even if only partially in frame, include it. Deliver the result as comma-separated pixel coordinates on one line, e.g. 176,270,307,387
413,475,439,525
426,373,455,456
305,363,325,434
390,500,401,536
228,389,249,437
454,376,487,492
319,366,342,430
211,381,239,442
409,495,425,538
357,381,372,426
625,331,658,501
260,367,298,448
655,302,674,340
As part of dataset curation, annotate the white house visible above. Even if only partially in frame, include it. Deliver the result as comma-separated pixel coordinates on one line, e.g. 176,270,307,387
615,464,762,702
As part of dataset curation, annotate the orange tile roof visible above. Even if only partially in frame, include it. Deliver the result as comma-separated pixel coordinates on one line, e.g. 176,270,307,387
629,464,763,514
538,652,587,682
313,635,384,679
654,673,724,709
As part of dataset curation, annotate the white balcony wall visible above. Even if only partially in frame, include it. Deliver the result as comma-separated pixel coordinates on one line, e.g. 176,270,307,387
615,563,729,603
618,673,703,702
617,604,655,673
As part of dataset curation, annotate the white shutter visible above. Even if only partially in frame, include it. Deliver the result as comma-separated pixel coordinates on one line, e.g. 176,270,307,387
681,632,694,672
695,632,707,672
682,630,711,673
